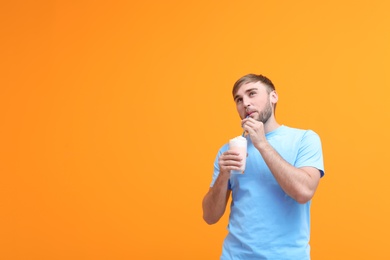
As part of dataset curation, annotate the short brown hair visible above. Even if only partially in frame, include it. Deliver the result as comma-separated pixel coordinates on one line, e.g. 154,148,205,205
232,74,275,97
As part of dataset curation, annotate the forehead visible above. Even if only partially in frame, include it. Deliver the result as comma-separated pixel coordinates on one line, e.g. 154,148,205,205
234,81,268,95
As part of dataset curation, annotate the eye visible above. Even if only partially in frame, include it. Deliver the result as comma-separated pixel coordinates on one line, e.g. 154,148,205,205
235,98,243,104
249,91,256,97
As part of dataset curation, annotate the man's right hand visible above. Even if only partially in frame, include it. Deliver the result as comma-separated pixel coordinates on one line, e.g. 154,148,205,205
218,150,243,175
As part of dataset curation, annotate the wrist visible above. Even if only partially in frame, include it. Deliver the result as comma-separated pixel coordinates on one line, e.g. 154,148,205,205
217,170,231,182
254,138,269,152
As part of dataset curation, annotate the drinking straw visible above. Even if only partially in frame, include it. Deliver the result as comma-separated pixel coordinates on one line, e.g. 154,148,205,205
242,115,249,136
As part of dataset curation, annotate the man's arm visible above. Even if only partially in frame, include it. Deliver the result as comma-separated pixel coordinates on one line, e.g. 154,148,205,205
202,150,241,224
257,142,320,204
242,118,321,204
202,175,231,225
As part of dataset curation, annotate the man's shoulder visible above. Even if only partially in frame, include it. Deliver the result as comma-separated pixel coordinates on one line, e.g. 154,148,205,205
282,125,319,136
275,126,321,146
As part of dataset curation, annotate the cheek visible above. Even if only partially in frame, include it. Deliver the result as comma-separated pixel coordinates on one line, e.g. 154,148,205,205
257,99,269,109
236,105,246,117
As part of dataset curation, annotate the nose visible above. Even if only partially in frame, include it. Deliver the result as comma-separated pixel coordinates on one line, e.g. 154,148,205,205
243,96,251,108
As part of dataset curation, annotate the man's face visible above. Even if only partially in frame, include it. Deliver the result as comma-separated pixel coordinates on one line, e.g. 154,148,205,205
233,81,275,123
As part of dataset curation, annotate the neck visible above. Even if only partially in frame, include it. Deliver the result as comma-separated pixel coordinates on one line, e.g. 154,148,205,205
263,117,280,134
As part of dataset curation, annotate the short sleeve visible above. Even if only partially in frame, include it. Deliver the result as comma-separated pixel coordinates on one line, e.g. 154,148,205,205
294,130,325,177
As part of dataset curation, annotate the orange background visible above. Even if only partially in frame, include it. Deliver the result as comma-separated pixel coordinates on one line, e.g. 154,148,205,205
1,1,390,259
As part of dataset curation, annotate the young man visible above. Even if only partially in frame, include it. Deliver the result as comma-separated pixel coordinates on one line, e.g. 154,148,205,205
202,74,324,259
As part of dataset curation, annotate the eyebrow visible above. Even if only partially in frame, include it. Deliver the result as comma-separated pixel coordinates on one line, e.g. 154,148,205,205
233,88,258,101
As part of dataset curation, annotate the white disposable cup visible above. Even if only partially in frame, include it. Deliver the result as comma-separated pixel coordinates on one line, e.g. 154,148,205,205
229,136,247,174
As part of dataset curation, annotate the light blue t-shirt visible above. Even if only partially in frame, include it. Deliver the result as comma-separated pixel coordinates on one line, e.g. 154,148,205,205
210,125,324,260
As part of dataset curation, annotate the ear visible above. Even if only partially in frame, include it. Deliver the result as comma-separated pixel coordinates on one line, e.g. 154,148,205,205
270,91,278,104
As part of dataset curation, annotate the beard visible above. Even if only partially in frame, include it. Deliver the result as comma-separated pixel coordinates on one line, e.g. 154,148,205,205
256,98,273,124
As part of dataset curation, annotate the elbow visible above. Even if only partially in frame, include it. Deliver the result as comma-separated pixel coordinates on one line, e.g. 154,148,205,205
294,189,315,204
203,214,219,225
295,196,311,204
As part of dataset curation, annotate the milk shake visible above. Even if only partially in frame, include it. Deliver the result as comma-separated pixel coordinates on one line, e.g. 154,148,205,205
229,136,247,174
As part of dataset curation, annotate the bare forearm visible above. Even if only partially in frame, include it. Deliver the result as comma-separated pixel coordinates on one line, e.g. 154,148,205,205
202,173,230,225
256,141,319,203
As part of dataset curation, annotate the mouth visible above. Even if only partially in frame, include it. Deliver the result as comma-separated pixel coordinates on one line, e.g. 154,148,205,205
246,111,256,117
